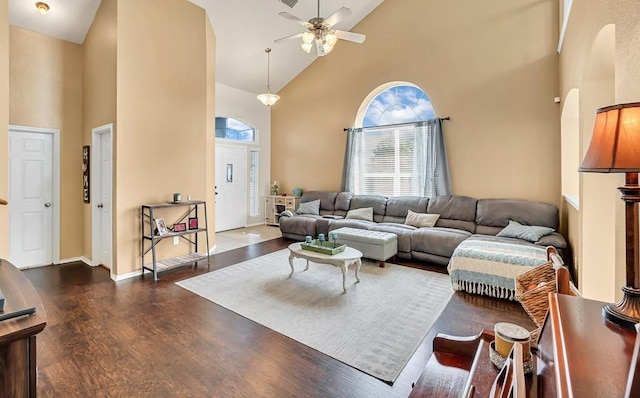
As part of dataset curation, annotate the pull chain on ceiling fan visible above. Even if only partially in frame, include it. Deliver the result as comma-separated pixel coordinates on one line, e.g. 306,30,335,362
275,0,366,57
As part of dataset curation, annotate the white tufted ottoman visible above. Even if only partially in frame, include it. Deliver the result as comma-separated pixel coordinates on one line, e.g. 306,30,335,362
331,227,398,267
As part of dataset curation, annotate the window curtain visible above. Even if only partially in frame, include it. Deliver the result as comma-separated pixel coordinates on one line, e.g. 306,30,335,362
341,119,452,196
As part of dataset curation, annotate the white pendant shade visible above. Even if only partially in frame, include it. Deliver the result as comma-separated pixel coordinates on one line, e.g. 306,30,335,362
257,93,280,107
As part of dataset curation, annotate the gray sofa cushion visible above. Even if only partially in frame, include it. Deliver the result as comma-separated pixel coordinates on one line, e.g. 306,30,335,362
497,220,554,242
411,227,472,258
427,195,477,233
334,192,354,217
328,218,377,231
299,191,339,215
296,199,320,215
382,196,429,224
475,198,559,235
350,195,388,223
279,215,318,237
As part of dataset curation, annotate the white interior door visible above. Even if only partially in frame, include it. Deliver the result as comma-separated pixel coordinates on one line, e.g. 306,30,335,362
215,146,247,232
8,129,54,267
92,124,113,269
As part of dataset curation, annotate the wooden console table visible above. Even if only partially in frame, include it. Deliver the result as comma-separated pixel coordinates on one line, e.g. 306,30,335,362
410,293,637,397
0,259,47,397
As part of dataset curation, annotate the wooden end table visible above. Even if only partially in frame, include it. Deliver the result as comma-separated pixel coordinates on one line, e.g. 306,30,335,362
287,242,363,292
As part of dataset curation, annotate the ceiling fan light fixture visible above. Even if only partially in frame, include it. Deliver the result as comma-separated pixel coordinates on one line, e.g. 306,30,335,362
302,31,315,44
301,42,313,53
257,48,280,107
325,32,338,46
35,2,49,15
322,42,334,54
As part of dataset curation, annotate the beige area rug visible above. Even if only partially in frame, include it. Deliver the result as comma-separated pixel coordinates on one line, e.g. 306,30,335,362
177,249,453,384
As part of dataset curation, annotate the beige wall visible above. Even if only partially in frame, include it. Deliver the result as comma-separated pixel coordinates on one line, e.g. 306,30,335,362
559,0,640,301
272,0,561,205
83,0,117,260
9,27,84,259
115,0,211,275
0,0,7,257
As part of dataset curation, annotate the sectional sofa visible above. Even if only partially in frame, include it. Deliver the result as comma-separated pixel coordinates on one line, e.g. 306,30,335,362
278,191,566,266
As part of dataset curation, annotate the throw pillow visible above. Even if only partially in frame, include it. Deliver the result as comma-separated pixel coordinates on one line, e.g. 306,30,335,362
497,220,555,242
405,210,440,228
296,199,320,215
346,207,374,221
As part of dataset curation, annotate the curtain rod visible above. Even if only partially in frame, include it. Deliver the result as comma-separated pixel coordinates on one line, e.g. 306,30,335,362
343,117,450,132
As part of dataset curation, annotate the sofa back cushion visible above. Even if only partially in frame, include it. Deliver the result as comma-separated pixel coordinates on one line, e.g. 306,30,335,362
427,195,477,233
475,198,559,235
299,191,338,215
349,195,388,223
334,192,354,217
382,196,429,224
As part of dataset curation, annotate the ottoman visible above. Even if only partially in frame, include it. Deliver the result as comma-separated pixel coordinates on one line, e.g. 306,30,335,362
332,227,398,267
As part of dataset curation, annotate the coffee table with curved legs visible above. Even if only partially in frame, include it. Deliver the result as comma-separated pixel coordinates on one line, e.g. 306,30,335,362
287,242,363,293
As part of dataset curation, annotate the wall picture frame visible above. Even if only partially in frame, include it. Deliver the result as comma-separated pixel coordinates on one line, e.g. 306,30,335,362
154,218,168,236
173,222,186,232
188,217,199,230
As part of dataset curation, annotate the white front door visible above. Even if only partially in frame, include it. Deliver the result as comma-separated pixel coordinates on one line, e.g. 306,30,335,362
215,146,247,232
8,129,55,267
92,124,113,269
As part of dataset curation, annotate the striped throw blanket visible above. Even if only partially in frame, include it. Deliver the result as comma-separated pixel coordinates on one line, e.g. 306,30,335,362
447,236,548,300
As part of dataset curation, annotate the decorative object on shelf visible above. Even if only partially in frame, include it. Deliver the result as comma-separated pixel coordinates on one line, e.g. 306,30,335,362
493,322,531,359
154,218,168,235
173,222,186,232
173,193,182,202
188,217,199,230
271,180,280,195
275,0,366,57
488,341,534,374
82,145,90,203
257,48,280,106
293,187,303,197
579,102,640,328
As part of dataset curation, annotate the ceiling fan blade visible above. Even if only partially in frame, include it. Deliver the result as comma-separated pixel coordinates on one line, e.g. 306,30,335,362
324,7,352,27
278,11,311,27
316,38,326,56
334,30,366,44
274,32,304,43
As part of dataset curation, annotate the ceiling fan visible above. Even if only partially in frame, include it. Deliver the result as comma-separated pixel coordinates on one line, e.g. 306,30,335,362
274,0,366,57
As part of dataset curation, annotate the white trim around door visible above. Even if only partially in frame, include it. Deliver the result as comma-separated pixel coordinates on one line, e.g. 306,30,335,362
8,125,61,267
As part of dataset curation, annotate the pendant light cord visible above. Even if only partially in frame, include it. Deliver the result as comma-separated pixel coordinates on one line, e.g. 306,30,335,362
265,48,272,94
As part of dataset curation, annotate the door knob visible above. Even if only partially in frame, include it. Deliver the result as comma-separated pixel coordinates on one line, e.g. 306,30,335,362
44,202,51,208
97,203,104,208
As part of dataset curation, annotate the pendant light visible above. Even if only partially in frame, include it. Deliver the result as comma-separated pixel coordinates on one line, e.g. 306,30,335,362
257,48,280,107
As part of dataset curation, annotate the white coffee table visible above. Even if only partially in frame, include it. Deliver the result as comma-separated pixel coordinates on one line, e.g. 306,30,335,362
287,242,363,293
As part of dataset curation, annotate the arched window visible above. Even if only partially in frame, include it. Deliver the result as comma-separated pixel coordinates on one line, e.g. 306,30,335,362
345,83,451,197
362,84,435,127
215,117,256,142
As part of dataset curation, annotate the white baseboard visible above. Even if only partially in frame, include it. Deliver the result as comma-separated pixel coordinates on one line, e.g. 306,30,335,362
111,268,152,282
57,256,92,266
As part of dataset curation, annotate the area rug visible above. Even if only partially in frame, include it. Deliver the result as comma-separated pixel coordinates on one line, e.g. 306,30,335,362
176,249,453,384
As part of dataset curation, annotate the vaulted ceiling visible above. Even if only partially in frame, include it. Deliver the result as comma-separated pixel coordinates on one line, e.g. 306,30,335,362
8,0,384,94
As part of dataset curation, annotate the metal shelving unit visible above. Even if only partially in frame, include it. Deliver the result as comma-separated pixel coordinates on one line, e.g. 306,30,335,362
141,200,210,281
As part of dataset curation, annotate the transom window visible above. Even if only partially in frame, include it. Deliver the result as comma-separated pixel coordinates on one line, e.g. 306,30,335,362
215,117,256,142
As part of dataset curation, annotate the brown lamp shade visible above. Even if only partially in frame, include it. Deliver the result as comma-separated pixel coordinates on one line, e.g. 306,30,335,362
579,102,640,173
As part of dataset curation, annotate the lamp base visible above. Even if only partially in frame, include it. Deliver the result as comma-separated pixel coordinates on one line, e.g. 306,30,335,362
603,286,640,329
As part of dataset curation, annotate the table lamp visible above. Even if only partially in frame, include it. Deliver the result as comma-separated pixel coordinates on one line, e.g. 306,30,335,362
579,102,640,328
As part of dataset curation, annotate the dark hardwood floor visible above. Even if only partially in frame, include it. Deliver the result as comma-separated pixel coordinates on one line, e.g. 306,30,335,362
24,238,535,397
